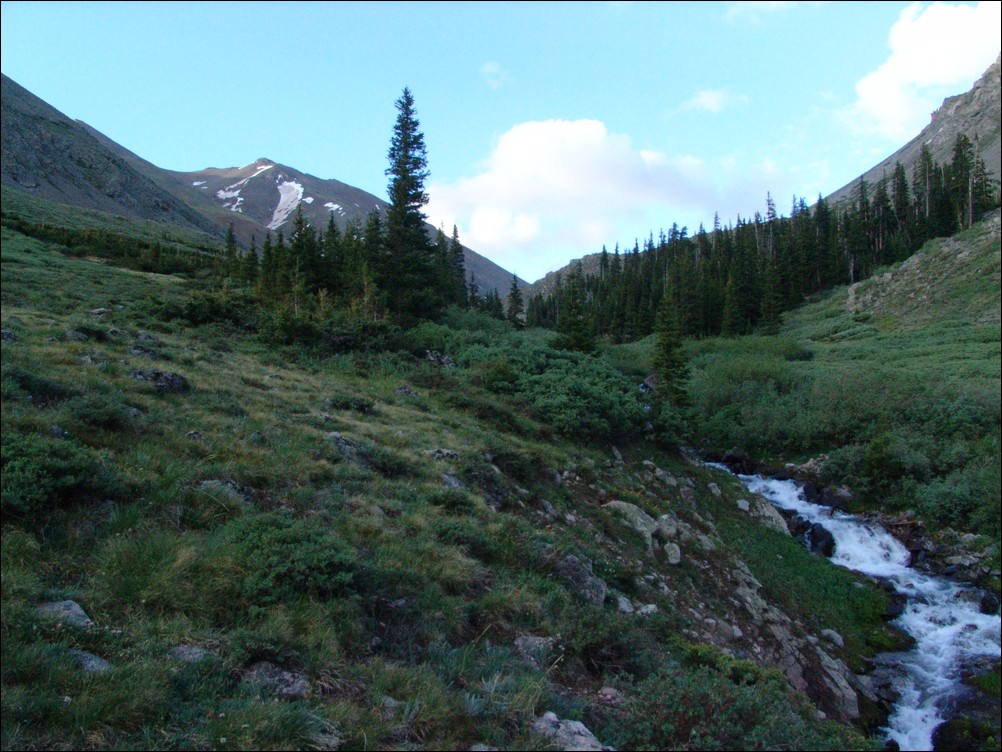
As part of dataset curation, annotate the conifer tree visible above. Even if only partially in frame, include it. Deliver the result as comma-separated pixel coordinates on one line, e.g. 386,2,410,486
553,264,595,352
242,235,259,288
506,274,524,328
653,284,690,408
384,87,437,320
224,223,238,278
449,224,467,305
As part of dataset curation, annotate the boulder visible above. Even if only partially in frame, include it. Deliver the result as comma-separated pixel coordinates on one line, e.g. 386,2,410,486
129,344,158,360
36,600,95,629
807,523,836,557
750,498,791,535
167,645,217,663
131,369,189,393
554,554,608,606
241,661,310,700
442,474,466,490
196,480,252,508
530,711,612,751
602,500,658,554
68,649,111,674
663,542,682,565
514,634,559,671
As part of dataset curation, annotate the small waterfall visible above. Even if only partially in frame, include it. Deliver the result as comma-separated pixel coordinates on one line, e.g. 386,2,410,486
727,469,1000,751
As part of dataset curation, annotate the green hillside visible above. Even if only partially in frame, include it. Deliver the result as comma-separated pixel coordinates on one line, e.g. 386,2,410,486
0,217,899,749
682,212,1001,541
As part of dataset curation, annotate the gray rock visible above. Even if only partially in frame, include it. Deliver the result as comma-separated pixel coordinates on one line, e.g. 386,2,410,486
554,554,608,606
129,344,158,359
1,329,19,342
736,498,751,512
425,448,460,461
750,497,791,535
514,634,559,670
597,687,626,706
167,645,217,663
65,329,89,342
68,649,111,674
36,600,95,629
611,446,623,462
89,308,109,317
394,384,420,398
196,480,252,507
707,482,722,497
325,432,364,465
697,534,717,552
135,330,160,344
530,711,611,751
663,542,682,565
635,604,659,616
539,499,558,520
131,369,189,393
615,595,635,614
654,515,678,541
241,661,310,700
442,474,466,490
602,500,658,554
820,629,845,649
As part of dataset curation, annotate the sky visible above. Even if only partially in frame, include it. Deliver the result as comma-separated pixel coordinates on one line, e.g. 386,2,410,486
1,1,999,283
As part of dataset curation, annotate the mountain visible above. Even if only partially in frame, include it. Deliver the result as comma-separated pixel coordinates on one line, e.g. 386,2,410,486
825,54,1001,207
0,74,223,239
525,55,1002,300
1,74,520,295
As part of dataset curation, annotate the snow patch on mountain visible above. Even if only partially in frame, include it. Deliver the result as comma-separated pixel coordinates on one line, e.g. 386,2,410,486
267,180,304,230
192,181,206,186
303,196,314,204
215,163,274,200
324,202,343,214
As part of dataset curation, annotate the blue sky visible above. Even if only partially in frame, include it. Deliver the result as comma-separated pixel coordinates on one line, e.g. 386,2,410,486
2,1,999,282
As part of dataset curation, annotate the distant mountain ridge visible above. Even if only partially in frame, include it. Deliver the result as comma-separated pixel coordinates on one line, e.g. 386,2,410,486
525,55,1002,299
1,74,521,295
0,73,221,238
825,54,1001,207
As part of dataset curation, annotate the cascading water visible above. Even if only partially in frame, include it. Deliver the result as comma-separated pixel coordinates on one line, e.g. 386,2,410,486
727,469,1000,751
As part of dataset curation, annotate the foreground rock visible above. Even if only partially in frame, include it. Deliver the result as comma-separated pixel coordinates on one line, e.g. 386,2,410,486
530,712,612,751
554,554,608,606
36,600,95,629
241,661,310,700
131,369,189,393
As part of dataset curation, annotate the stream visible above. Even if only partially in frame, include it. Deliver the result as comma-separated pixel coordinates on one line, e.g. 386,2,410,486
724,469,1001,751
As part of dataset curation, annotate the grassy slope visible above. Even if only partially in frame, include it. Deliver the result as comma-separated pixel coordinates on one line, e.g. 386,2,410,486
0,225,890,750
678,213,1001,540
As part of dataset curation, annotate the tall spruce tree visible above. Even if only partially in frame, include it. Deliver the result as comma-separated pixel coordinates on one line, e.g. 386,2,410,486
506,274,524,328
653,285,690,408
384,87,437,320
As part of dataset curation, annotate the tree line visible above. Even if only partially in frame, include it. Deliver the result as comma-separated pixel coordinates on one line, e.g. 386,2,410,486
221,87,527,329
527,134,998,343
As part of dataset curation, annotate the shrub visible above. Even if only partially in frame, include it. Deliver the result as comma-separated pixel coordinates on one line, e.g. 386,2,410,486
212,512,357,607
0,366,77,406
1,432,123,526
607,666,869,751
64,392,132,431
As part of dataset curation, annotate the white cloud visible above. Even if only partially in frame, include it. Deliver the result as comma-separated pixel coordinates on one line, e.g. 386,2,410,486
846,1,1001,142
678,88,749,114
480,61,512,90
427,119,724,281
